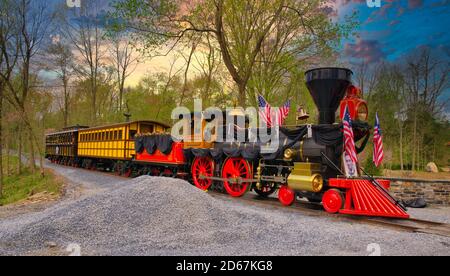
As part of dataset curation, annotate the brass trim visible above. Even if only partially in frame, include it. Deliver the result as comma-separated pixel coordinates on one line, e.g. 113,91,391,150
299,140,304,161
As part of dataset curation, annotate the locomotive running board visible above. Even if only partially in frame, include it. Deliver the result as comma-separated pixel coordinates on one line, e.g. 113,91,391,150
199,175,285,184
199,175,259,184
329,179,410,219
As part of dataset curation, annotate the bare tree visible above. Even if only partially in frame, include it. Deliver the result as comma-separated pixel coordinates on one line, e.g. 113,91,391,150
108,36,140,112
62,0,106,124
179,41,198,105
112,0,351,107
45,42,74,127
156,55,183,119
192,34,223,104
0,0,53,176
404,47,449,170
355,61,381,98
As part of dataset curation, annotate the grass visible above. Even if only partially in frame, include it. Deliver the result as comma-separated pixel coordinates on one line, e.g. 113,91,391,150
0,156,63,206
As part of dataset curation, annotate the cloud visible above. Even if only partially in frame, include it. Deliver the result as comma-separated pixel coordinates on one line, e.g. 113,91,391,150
344,39,387,63
408,0,423,9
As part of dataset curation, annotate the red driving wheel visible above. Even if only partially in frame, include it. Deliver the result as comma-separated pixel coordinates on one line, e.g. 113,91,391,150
114,163,122,176
278,186,295,206
222,158,251,197
123,168,132,178
323,189,344,214
192,157,214,191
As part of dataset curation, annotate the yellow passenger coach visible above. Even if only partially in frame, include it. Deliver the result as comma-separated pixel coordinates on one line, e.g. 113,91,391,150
77,121,170,161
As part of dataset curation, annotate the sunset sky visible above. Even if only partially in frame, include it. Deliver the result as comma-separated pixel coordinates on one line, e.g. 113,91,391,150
43,0,449,92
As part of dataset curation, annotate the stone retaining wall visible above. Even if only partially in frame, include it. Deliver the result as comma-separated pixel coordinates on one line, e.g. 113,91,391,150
386,179,450,206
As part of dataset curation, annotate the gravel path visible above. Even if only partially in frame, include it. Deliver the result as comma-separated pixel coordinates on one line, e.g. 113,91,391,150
0,162,449,256
407,207,450,224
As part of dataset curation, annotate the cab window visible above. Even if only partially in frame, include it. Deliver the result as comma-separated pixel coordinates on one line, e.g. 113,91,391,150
140,124,154,134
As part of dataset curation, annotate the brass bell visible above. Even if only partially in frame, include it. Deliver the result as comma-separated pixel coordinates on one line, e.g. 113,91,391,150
296,106,310,121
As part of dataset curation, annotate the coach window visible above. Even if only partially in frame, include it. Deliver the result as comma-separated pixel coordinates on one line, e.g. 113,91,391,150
118,130,123,140
129,130,137,139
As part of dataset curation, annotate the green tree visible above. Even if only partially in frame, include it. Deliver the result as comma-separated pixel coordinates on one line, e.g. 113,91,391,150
110,0,356,107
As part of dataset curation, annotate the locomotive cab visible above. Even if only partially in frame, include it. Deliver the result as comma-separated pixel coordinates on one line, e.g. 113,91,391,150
181,111,249,149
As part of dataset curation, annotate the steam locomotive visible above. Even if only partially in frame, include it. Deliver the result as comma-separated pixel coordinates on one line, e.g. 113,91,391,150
45,67,410,219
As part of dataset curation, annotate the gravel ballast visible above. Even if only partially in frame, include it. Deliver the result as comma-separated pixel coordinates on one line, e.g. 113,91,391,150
0,171,449,256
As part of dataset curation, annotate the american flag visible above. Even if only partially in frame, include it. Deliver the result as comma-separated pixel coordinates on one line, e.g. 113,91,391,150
258,94,291,128
258,94,272,127
343,105,358,164
275,99,291,126
373,112,384,167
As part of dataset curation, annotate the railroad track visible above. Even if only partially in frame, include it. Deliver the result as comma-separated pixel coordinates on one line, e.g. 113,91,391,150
49,162,450,238
210,191,450,238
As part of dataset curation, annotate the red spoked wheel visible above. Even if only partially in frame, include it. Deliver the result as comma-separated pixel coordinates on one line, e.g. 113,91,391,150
323,189,344,214
192,157,214,191
114,163,123,176
222,158,252,197
160,168,174,177
123,168,132,178
150,168,161,176
278,186,295,206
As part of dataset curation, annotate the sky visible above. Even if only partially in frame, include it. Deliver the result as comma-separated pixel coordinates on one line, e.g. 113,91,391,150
334,0,450,64
59,0,450,80
43,0,449,99
333,0,450,114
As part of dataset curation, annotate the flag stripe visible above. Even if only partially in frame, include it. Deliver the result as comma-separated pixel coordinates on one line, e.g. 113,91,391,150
343,105,358,164
258,95,290,127
373,113,384,167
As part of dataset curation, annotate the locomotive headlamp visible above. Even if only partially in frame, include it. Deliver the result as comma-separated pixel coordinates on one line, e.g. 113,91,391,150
357,103,368,121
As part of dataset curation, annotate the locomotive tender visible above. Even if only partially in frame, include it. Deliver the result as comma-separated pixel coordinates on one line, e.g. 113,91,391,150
45,68,410,219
